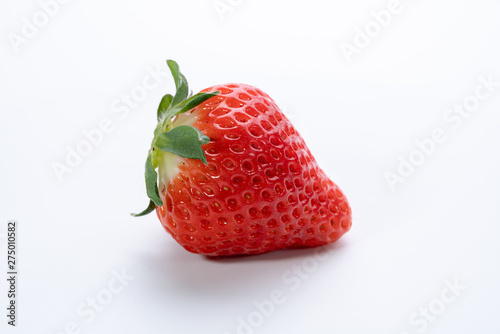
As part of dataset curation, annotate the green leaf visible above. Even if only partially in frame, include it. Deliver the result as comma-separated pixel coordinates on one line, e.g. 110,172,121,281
157,94,173,121
145,153,163,206
155,125,209,164
166,60,183,90
190,126,210,145
166,91,220,119
167,60,189,106
131,199,156,217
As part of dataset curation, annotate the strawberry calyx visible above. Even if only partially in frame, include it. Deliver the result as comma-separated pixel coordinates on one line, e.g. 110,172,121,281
132,60,220,217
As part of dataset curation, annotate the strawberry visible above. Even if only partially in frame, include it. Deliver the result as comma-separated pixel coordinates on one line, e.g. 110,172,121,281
133,60,352,256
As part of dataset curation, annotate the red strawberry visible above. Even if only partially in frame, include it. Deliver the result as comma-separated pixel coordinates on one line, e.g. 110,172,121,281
133,60,352,256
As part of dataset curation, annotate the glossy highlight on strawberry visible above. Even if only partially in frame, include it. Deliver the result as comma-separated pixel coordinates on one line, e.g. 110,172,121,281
133,60,352,256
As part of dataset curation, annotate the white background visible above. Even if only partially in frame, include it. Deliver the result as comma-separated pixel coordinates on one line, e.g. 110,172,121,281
1,0,500,333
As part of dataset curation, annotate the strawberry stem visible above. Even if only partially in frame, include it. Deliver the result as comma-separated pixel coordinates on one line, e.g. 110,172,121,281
131,60,220,217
